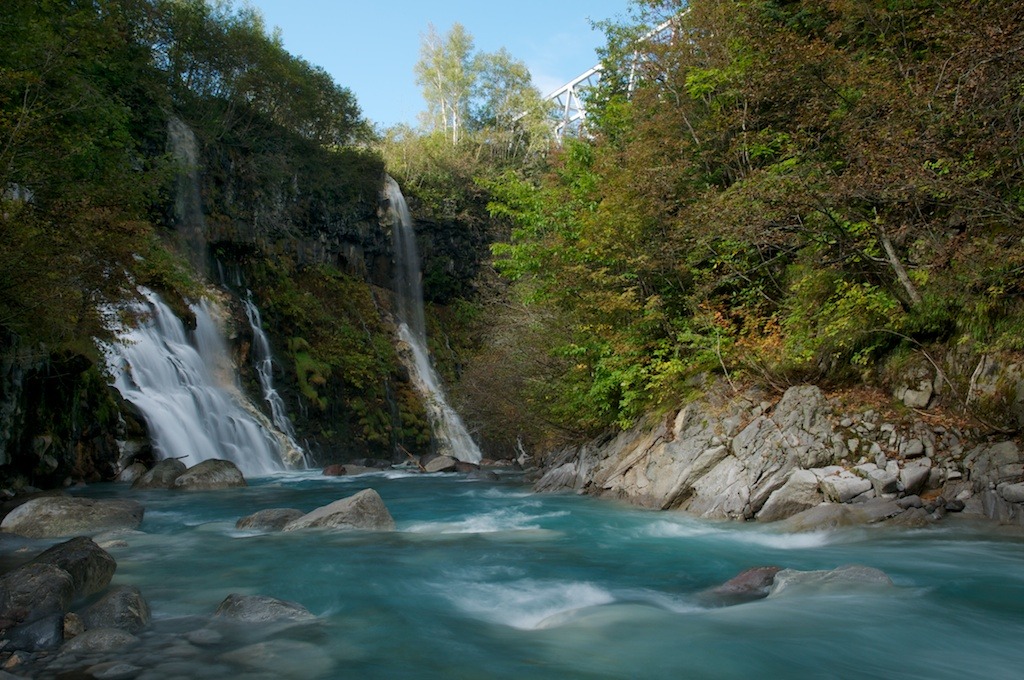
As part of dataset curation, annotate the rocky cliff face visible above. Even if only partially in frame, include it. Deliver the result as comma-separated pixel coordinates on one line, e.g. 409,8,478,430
0,336,148,490
534,383,1024,527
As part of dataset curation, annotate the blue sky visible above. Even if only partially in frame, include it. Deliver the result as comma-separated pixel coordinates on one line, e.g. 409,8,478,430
244,0,632,130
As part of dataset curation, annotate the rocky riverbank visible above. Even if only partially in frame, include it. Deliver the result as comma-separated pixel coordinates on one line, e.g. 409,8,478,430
532,384,1024,529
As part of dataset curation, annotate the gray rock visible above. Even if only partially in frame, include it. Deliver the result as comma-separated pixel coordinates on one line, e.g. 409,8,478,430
0,497,143,538
757,469,822,522
59,627,138,655
0,563,75,624
899,464,931,496
903,439,926,458
964,441,1022,489
185,628,223,646
31,537,116,599
85,661,144,680
768,565,893,597
4,613,64,652
235,508,304,531
997,482,1024,504
218,639,333,678
213,594,315,624
173,459,246,490
423,455,458,473
854,497,903,523
775,504,867,532
897,495,924,509
81,586,151,634
819,473,872,503
116,463,148,484
885,507,932,528
283,489,395,532
700,566,781,606
132,459,187,489
868,468,899,495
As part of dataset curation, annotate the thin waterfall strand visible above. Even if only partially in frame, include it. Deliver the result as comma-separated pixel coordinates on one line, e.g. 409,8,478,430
242,292,307,465
385,175,483,464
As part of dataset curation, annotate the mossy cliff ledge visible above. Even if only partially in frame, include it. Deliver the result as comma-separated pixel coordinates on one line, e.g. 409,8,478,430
533,383,1024,528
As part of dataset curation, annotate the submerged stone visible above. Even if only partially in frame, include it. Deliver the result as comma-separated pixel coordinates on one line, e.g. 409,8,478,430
81,585,151,634
213,594,315,624
235,508,303,531
768,564,893,597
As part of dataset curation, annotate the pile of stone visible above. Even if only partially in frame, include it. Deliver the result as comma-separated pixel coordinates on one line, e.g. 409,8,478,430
533,384,1024,527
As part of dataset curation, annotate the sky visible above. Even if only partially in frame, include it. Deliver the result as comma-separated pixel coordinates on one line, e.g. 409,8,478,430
244,0,632,130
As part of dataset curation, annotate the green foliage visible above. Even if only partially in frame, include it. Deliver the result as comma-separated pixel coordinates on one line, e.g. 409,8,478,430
470,0,1024,440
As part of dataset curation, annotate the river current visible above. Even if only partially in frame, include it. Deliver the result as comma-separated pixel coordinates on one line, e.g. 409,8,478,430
66,471,1024,679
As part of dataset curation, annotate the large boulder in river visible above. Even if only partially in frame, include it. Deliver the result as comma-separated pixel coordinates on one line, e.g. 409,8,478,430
0,497,144,538
236,508,304,532
214,594,315,624
173,459,247,490
0,563,75,626
80,585,151,634
31,537,116,599
423,455,458,473
767,564,893,597
699,566,782,606
283,488,395,532
132,459,187,489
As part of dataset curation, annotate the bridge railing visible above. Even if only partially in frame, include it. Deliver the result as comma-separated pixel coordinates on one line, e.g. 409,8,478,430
544,13,684,142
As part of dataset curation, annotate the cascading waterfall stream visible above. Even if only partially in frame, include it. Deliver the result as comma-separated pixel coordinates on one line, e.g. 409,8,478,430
104,289,287,477
242,292,308,466
385,175,483,464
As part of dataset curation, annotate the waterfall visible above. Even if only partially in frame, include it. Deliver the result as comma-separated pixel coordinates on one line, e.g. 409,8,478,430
242,292,307,465
167,116,208,275
384,175,483,464
104,289,288,477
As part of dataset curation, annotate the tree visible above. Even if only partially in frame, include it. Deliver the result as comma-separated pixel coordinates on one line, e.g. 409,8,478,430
415,23,476,145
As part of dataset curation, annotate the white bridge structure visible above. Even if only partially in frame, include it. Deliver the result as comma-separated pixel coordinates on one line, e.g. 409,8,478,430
543,15,681,140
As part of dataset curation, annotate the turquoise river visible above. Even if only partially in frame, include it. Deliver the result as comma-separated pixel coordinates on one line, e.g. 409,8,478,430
37,470,1024,678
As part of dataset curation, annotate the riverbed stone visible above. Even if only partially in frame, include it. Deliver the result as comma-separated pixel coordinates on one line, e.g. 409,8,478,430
31,537,116,599
423,455,458,473
775,503,868,532
235,508,303,531
997,482,1024,504
868,468,899,495
213,594,315,624
818,473,872,503
757,469,822,522
4,613,64,652
768,564,893,597
0,563,75,625
283,488,395,532
59,627,139,655
116,463,147,484
0,497,143,538
701,566,782,606
173,459,246,490
132,459,187,489
81,585,151,634
899,464,931,496
218,639,333,678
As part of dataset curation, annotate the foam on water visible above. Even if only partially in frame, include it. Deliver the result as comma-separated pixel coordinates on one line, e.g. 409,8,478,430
644,518,838,549
404,508,569,535
445,579,616,630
